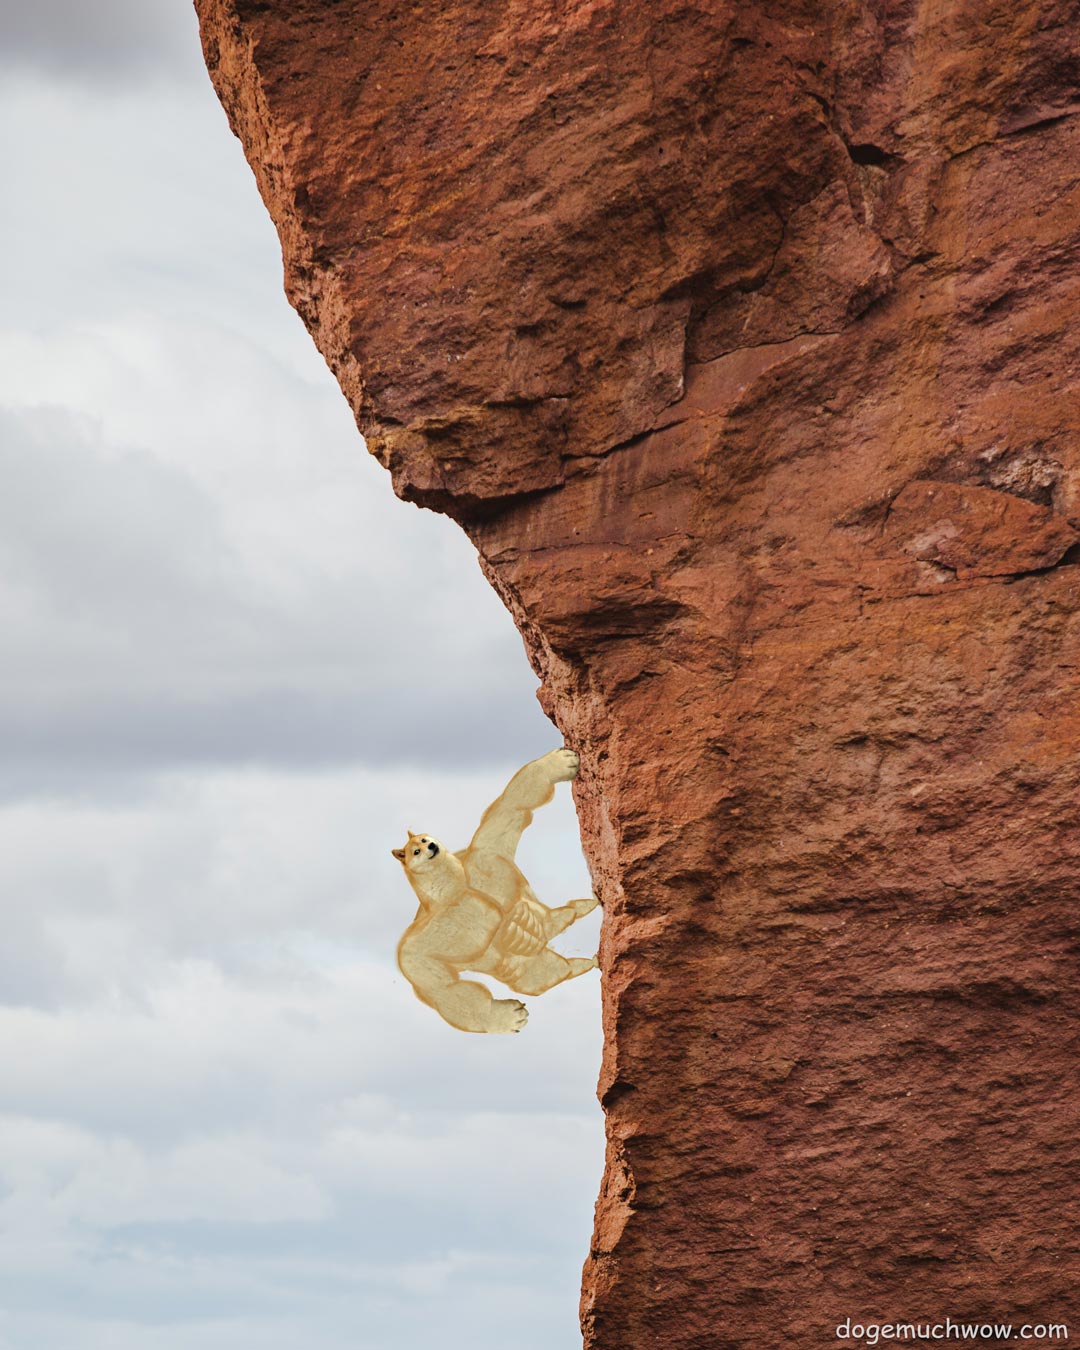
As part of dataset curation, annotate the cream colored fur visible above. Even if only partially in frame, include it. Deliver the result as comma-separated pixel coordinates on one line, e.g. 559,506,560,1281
393,749,599,1033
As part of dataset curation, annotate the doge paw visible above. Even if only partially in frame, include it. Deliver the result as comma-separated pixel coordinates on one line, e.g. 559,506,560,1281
572,895,600,917
545,748,580,782
490,998,529,1034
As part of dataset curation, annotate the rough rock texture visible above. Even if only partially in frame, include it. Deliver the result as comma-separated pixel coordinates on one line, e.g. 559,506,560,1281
196,2,1080,1344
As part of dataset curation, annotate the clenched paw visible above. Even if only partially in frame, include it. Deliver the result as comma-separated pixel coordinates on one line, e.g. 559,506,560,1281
491,998,529,1034
547,748,580,782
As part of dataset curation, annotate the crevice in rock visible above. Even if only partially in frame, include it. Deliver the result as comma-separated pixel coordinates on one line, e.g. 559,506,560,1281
998,105,1080,138
846,142,901,167
947,104,1080,164
807,90,904,173
1000,540,1080,581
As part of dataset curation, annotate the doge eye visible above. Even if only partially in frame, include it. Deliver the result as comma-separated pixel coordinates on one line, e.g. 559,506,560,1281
413,848,420,856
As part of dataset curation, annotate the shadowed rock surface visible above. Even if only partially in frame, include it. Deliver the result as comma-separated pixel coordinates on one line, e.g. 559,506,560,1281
195,2,1080,1343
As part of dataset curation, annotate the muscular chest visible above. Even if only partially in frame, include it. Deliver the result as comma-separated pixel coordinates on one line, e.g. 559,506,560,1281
412,893,502,960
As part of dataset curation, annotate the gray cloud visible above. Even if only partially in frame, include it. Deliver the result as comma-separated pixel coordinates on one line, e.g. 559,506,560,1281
0,404,555,783
0,913,74,1010
0,934,603,1346
0,0,202,83
0,684,553,777
0,1244,593,1350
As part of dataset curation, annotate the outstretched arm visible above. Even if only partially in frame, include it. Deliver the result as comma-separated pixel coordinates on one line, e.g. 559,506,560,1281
468,748,579,861
398,946,528,1033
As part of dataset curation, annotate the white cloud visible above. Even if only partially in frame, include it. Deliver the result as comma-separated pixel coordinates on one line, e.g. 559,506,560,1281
0,759,597,1008
0,403,550,774
0,747,601,1347
0,916,603,1346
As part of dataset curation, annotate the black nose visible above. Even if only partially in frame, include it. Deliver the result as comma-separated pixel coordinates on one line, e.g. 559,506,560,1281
429,843,439,856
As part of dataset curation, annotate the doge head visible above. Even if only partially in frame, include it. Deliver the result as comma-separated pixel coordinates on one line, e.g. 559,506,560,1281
391,831,444,872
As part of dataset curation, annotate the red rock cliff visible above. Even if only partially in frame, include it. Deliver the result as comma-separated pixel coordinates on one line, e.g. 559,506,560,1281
195,2,1080,1343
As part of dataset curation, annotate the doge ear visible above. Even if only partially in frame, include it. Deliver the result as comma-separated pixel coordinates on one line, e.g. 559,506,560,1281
391,848,406,861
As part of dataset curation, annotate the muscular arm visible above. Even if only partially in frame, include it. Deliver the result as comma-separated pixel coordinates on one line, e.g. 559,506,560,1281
467,748,579,861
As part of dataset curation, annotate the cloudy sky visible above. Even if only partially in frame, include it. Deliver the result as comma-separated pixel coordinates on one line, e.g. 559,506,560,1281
0,3,604,1346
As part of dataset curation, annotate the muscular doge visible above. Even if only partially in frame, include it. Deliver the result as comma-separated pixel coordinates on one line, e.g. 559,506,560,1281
392,748,599,1033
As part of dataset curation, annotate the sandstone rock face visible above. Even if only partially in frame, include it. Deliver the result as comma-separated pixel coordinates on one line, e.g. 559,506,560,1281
196,2,1080,1343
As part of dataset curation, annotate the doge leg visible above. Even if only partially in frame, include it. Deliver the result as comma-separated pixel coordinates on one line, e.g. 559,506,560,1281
503,949,598,997
544,895,600,938
398,951,528,1033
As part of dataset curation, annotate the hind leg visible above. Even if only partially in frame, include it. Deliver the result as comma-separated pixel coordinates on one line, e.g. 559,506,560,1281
504,948,598,997
544,895,599,939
